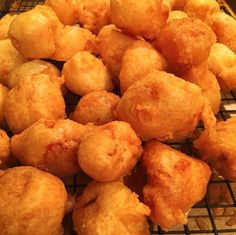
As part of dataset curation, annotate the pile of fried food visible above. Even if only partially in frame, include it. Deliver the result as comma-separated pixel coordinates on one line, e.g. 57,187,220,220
0,0,236,234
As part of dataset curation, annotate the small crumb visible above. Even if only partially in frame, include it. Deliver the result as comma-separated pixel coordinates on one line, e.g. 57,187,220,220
196,218,209,230
226,215,236,226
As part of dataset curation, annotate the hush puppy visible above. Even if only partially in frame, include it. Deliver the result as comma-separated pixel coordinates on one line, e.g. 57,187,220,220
0,14,16,40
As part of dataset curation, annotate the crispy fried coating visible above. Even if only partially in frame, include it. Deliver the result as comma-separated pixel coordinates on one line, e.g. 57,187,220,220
208,43,236,91
116,71,205,142
11,119,87,177
173,0,188,10
110,0,169,40
143,141,211,230
73,91,119,125
96,24,136,78
0,129,10,169
163,0,175,10
0,14,17,40
194,117,236,182
155,18,216,73
78,121,142,182
0,39,26,85
206,12,236,53
182,62,221,114
0,84,9,125
184,0,220,21
62,51,113,96
119,40,167,94
4,74,66,134
167,10,188,22
72,181,150,235
0,166,67,235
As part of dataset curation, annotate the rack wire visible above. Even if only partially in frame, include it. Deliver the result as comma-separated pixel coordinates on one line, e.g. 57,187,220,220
1,1,236,235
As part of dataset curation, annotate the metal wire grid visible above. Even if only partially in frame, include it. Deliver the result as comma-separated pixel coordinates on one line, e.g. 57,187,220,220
1,0,236,234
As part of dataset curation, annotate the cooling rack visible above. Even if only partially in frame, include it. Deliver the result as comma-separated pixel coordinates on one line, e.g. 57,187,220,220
1,1,236,235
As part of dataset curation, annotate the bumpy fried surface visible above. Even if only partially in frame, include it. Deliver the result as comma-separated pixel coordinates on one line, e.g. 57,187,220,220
155,18,216,73
62,51,113,96
0,166,67,235
11,119,87,177
4,74,66,134
72,181,150,235
173,0,188,10
78,121,142,182
0,14,16,40
182,62,221,114
116,70,205,142
194,117,236,182
96,24,136,78
167,10,188,22
119,40,167,94
0,84,8,126
0,39,26,85
143,141,211,230
208,43,236,91
110,0,168,40
0,129,10,169
73,91,119,125
206,12,236,53
163,0,175,10
184,0,220,21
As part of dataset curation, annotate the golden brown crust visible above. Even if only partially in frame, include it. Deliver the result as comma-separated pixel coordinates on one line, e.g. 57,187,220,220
143,141,211,230
0,84,9,126
72,181,150,235
0,14,17,40
167,10,188,22
0,129,10,169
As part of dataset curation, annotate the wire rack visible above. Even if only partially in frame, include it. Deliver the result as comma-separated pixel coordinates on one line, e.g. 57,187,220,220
1,1,236,235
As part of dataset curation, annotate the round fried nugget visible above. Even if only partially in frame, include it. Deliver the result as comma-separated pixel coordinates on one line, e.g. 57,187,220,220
72,181,150,235
8,5,63,59
110,0,169,39
184,0,220,21
194,117,236,182
0,84,9,125
0,166,67,235
116,71,206,142
208,43,236,91
173,0,188,10
62,51,113,96
206,12,236,53
143,141,211,230
0,130,10,169
96,25,136,78
0,39,26,85
4,74,66,134
0,14,17,40
73,91,119,125
78,121,142,182
11,119,87,177
119,40,167,94
182,62,221,114
52,25,96,61
167,10,188,22
155,18,216,73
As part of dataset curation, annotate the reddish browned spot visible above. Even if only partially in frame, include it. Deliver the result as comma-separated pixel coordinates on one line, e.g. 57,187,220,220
175,159,191,172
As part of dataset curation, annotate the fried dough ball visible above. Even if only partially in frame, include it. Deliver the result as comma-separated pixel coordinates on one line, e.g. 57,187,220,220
143,141,211,230
184,0,220,21
52,25,96,61
45,0,80,25
0,14,17,40
119,40,167,94
182,62,221,114
72,181,150,235
208,43,236,91
78,121,142,182
167,10,188,22
62,51,113,96
0,130,10,169
8,5,63,59
194,117,236,182
110,0,169,40
0,84,9,125
206,12,236,53
0,39,26,85
116,70,206,142
96,25,136,78
155,18,216,73
73,91,119,125
0,166,67,235
4,74,66,134
173,0,188,10
11,119,87,177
